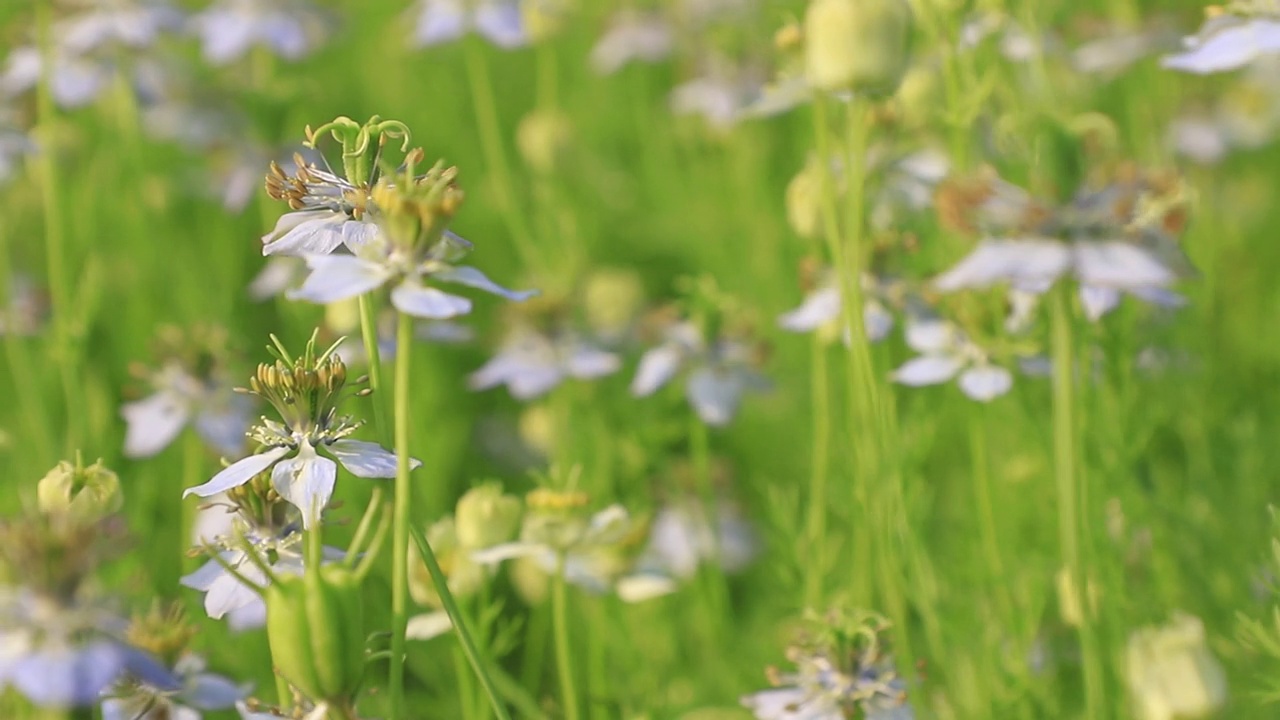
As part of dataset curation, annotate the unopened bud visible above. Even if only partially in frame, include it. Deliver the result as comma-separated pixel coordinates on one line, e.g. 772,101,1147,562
37,458,122,523
803,0,913,95
1125,613,1227,720
265,564,364,704
455,483,523,549
785,156,828,240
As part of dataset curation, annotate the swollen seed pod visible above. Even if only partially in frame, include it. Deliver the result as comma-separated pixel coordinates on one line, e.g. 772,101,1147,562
803,0,913,96
455,483,523,550
265,564,365,704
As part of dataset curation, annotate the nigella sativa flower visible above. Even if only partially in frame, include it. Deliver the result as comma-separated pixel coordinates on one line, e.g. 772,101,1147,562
631,319,769,427
777,270,895,345
742,610,912,720
56,0,185,55
473,489,677,603
1162,8,1280,74
891,317,1013,402
931,171,1195,301
590,11,673,75
102,651,244,720
468,325,620,400
641,498,758,580
261,154,380,256
183,335,413,529
408,0,528,50
191,0,330,65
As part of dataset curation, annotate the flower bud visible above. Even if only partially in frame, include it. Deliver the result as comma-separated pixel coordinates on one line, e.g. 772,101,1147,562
785,157,827,240
408,518,485,608
455,483,523,549
1125,613,1227,720
517,109,572,175
803,0,913,95
37,458,122,523
265,563,364,704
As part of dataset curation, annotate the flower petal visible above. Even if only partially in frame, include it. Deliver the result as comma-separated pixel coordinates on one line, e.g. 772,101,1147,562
406,611,454,641
615,573,677,603
778,286,841,333
184,671,247,710
892,356,964,387
1072,241,1178,289
288,254,394,305
121,390,192,458
326,439,415,478
904,319,957,354
958,365,1014,402
391,280,472,319
565,345,621,379
1079,285,1121,322
933,238,1071,292
180,554,235,592
630,344,684,396
1161,19,1280,75
271,443,337,529
686,366,745,427
10,641,127,707
434,265,537,301
194,395,254,458
261,211,348,256
247,256,305,300
474,1,528,49
184,447,292,498
413,0,467,47
471,541,546,565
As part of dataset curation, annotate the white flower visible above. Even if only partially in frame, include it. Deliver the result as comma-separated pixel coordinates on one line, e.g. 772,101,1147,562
121,363,254,459
468,327,620,399
590,11,672,75
288,231,534,320
1,46,113,108
641,500,758,579
191,0,329,65
1071,26,1177,78
248,256,307,300
741,645,912,720
891,318,1012,402
1163,11,1280,74
409,0,527,50
777,273,895,344
631,321,769,427
261,162,379,257
57,0,184,55
101,653,245,720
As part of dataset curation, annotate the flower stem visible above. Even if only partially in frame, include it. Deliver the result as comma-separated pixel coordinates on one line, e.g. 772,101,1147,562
690,411,728,639
1050,285,1103,714
804,336,832,608
389,311,414,718
358,294,390,443
552,553,580,720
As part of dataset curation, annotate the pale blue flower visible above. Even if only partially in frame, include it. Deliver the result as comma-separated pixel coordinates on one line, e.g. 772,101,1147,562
121,363,254,459
191,0,329,65
741,650,912,720
1163,11,1280,74
590,11,672,75
892,318,1012,402
1,46,113,108
777,272,895,344
101,653,245,720
57,0,184,55
468,327,620,399
288,231,534,320
631,321,768,426
642,499,758,580
0,590,178,708
409,0,527,50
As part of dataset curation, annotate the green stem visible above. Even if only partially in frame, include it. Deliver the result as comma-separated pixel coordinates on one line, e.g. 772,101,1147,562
389,312,414,718
463,41,543,276
690,412,729,636
1050,285,1103,714
969,409,1006,592
804,336,832,608
552,554,580,720
358,294,390,443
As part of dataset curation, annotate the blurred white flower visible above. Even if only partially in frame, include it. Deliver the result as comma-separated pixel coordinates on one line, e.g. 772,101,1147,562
891,317,1013,402
777,272,895,345
1163,10,1280,74
57,0,184,55
191,0,329,65
101,653,245,720
468,326,620,400
121,362,254,459
641,499,758,579
408,0,527,50
631,320,769,427
590,11,672,75
1125,613,1227,720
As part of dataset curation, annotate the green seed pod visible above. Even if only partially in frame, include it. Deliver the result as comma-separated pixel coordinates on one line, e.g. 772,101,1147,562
37,459,122,524
803,0,913,96
265,564,365,704
455,482,523,550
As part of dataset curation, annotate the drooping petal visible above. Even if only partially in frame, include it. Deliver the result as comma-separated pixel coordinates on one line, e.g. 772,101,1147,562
339,220,381,252
194,8,258,65
740,687,842,720
864,301,895,342
326,439,413,478
958,365,1014,402
262,211,350,256
121,390,192,458
892,356,964,386
288,254,394,304
904,319,957,354
179,554,236,592
777,286,841,332
391,280,472,319
203,555,267,621
507,363,566,400
434,265,537,301
565,345,621,379
1079,285,1122,322
1073,241,1179,289
466,350,522,391
247,255,305,300
413,0,467,47
474,1,528,49
183,671,248,710
1161,18,1280,75
686,366,745,427
226,602,268,633
9,641,127,707
1129,285,1187,309
630,344,684,396
271,442,337,529
184,447,292,498
933,238,1071,292
406,611,454,641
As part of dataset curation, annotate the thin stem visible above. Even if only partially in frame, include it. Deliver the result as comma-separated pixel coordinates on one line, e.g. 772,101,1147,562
1050,285,1103,714
804,336,832,608
463,41,543,276
358,294,390,443
552,553,580,720
690,412,729,637
389,311,414,718
969,409,1006,590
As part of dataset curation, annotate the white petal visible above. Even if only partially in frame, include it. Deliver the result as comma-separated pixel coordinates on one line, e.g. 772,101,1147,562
474,1,527,49
904,319,957,353
340,220,381,251
194,395,254,458
288,254,393,304
892,356,963,386
406,611,454,640
1129,285,1187,309
740,687,843,720
777,286,841,332
391,280,472,319
413,0,467,47
11,642,125,706
467,350,523,391
1162,19,1280,75
326,439,414,478
1072,241,1178,289
226,602,268,632
933,238,1071,292
864,301,895,342
204,555,266,620
1079,285,1121,322
507,363,566,399
434,265,537,301
184,671,247,710
565,345,621,379
180,554,235,592
958,365,1014,401
271,443,337,529
195,8,257,65
630,344,684,396
262,212,350,256
184,447,292,498
121,390,192,458
471,542,545,565
615,573,677,602
686,366,745,427
248,256,305,300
